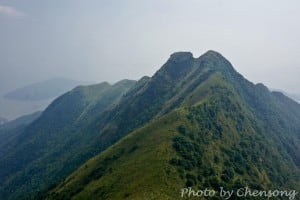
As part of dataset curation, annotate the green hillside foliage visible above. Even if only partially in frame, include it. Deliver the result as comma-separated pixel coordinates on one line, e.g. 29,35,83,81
46,55,300,199
46,110,184,200
0,111,41,150
46,81,300,199
0,80,136,200
1,51,299,200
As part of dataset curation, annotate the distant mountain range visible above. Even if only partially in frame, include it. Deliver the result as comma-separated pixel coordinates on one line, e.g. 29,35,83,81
0,78,90,120
0,51,299,200
4,78,89,101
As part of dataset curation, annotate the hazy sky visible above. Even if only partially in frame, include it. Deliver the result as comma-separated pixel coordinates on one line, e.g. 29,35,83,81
0,0,299,94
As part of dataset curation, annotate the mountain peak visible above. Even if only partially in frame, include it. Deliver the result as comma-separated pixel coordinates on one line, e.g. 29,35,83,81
199,50,227,61
154,50,236,83
203,50,221,55
196,50,236,76
152,52,194,81
168,51,194,63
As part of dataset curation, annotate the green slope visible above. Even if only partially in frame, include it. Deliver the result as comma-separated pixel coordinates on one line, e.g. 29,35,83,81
1,50,300,200
47,72,300,200
0,80,136,200
0,111,41,149
47,110,183,200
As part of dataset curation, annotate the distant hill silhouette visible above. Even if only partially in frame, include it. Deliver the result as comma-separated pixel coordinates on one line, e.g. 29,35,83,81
4,78,89,101
0,78,90,120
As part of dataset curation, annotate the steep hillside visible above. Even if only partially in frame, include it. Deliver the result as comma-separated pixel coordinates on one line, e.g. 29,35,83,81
0,111,41,149
1,51,300,200
47,66,300,199
0,80,135,200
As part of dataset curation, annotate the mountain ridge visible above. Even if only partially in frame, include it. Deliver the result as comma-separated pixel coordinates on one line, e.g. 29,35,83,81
0,79,136,200
46,51,300,199
0,50,299,200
